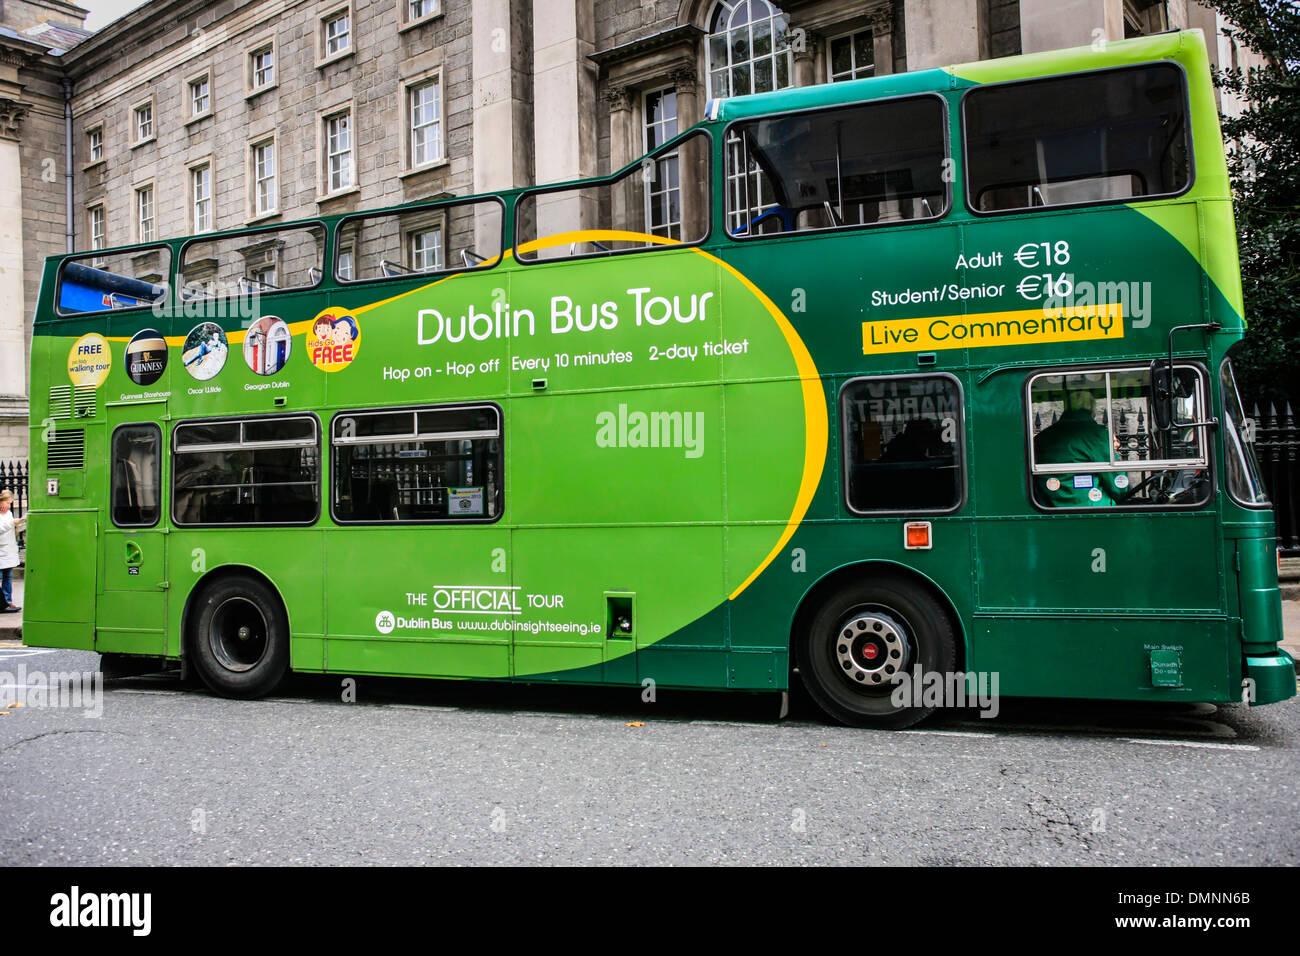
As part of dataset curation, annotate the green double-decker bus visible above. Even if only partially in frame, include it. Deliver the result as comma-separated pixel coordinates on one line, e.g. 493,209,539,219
24,29,1295,727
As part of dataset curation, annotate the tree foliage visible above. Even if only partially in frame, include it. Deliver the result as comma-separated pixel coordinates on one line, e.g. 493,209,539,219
1203,0,1300,406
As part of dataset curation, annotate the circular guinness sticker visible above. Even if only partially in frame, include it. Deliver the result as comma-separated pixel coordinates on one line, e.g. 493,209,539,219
125,329,168,386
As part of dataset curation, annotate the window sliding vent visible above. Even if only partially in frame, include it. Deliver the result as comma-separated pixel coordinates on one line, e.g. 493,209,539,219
48,429,85,470
73,385,97,418
48,386,72,420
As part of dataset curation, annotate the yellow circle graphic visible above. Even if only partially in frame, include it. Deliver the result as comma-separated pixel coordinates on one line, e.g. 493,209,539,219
67,333,112,387
306,307,361,372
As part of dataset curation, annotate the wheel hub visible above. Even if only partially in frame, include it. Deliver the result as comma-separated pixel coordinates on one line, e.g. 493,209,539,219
209,597,269,673
835,611,907,686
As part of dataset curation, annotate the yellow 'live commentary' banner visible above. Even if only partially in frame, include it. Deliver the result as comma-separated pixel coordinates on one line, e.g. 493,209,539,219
862,304,1124,354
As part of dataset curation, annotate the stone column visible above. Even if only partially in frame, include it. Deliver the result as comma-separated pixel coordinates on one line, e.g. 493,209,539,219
868,7,895,76
672,70,708,242
605,86,637,238
903,0,987,69
792,30,822,86
1018,0,1124,54
0,98,28,446
472,0,533,194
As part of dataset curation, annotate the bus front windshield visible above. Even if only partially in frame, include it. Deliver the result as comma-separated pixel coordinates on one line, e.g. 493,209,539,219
1220,359,1269,506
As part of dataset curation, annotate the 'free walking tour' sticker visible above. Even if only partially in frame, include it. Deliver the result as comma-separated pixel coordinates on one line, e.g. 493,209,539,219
67,333,112,388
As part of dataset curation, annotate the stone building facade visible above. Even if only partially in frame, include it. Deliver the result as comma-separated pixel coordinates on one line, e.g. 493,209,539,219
0,0,1263,460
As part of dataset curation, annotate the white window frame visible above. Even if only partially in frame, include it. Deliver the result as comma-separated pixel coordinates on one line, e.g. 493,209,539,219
248,41,276,95
250,137,278,218
135,182,155,243
190,160,213,233
400,0,441,30
642,86,682,240
131,98,155,146
401,210,447,273
186,69,213,122
320,5,354,64
86,125,103,165
827,28,876,82
88,204,105,251
704,0,794,100
409,225,444,273
320,106,355,196
404,73,444,171
1026,364,1210,475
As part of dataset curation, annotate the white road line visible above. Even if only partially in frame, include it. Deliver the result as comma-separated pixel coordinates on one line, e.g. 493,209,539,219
0,649,56,659
903,729,994,739
1122,737,1259,752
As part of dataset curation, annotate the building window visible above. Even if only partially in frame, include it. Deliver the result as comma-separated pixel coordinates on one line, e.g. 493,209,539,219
134,102,153,142
409,77,443,167
189,73,211,117
192,164,212,232
337,249,354,280
253,140,277,215
251,45,275,90
408,0,438,21
705,0,792,99
87,127,103,163
136,185,155,243
829,29,874,81
323,9,351,58
643,88,681,240
88,205,105,250
410,227,443,272
325,111,354,193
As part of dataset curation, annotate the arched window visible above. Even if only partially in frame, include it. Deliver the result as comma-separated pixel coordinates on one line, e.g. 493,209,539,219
705,0,793,100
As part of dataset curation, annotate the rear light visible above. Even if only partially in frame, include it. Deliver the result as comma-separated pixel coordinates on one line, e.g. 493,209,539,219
904,521,932,550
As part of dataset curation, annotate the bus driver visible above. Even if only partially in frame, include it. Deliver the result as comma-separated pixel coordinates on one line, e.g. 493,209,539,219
1033,389,1127,508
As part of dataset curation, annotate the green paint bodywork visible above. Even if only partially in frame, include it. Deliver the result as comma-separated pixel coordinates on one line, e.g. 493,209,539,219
24,31,1295,707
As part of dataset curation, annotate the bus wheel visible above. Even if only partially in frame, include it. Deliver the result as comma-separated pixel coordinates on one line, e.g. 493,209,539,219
189,575,289,699
798,577,955,729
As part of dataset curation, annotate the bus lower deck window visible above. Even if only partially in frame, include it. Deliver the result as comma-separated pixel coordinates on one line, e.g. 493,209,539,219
841,375,964,514
331,404,502,524
111,424,162,527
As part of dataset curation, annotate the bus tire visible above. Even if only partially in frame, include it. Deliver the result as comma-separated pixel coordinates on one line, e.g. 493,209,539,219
189,574,289,699
798,576,956,729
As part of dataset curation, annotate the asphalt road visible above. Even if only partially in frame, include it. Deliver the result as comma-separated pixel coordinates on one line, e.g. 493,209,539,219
1,644,1296,865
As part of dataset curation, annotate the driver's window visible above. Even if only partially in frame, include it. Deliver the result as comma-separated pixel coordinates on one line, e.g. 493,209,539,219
1027,366,1209,509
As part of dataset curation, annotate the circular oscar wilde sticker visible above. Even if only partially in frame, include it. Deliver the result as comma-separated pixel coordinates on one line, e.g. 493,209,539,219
182,322,229,381
67,333,112,388
306,307,361,372
125,329,168,386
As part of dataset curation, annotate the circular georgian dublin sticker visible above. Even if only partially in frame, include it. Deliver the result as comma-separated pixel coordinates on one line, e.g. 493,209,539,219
125,329,168,386
244,316,292,376
307,307,361,372
67,333,112,387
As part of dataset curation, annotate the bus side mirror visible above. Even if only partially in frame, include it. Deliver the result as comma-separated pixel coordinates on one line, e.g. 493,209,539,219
1150,359,1173,431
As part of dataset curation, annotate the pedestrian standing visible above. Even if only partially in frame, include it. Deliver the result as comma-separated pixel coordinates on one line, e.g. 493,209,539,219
0,489,23,613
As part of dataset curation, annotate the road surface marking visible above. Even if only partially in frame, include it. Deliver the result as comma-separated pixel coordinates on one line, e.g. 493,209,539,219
1122,737,1259,751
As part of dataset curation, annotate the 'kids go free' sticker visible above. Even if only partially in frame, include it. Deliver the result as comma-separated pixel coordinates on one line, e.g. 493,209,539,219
307,307,361,372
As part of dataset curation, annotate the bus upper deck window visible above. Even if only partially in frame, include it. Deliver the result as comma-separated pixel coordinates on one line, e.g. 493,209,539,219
57,248,170,316
726,96,948,238
964,64,1191,214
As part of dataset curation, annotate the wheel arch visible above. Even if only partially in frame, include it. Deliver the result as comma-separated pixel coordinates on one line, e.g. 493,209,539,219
788,560,969,672
180,564,291,662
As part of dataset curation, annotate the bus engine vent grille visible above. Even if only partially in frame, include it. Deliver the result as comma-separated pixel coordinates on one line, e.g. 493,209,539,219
48,386,71,419
47,429,85,470
73,385,97,418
